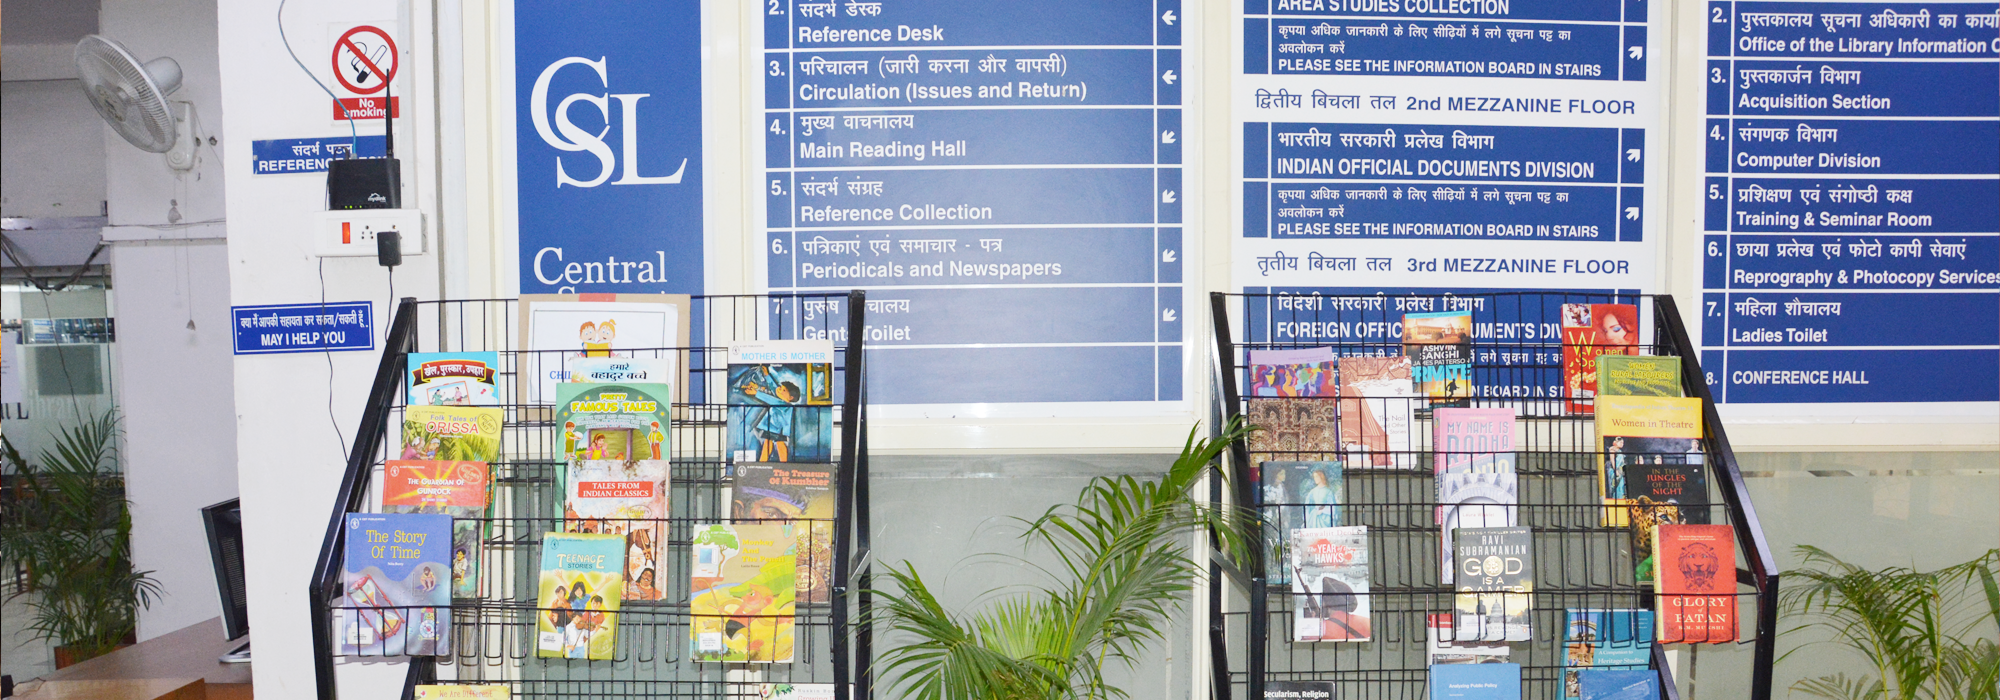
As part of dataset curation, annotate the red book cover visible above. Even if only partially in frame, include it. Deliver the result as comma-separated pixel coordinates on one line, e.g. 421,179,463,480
1653,524,1737,644
1561,304,1640,414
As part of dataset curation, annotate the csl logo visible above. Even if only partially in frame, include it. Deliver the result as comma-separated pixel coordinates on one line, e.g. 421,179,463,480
530,57,687,188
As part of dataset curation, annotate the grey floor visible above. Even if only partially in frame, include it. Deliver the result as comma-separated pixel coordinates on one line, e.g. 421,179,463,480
2,589,56,690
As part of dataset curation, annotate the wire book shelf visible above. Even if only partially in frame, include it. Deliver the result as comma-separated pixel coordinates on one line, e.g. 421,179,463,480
1204,291,1778,700
307,293,875,700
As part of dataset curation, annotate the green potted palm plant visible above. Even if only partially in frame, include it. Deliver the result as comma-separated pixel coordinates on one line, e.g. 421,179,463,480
0,411,162,668
1781,544,2000,700
869,418,1256,700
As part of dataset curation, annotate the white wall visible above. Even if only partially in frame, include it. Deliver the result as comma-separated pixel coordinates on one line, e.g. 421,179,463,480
215,0,443,694
91,0,246,642
0,79,106,218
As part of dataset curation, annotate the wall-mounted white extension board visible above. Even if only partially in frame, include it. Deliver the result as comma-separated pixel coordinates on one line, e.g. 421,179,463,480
318,209,426,257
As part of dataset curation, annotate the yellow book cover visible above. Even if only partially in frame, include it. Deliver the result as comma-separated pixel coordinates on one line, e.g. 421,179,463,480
401,406,504,463
415,685,510,699
1594,396,1704,527
536,533,625,660
690,523,797,663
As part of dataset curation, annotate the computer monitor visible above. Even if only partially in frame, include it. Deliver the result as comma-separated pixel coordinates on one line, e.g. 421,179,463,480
201,498,250,661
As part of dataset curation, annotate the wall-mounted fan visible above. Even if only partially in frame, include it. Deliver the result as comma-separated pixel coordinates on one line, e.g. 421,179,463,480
74,34,198,170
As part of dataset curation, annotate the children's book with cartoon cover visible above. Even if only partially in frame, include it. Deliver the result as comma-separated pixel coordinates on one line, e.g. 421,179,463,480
556,382,673,466
690,523,797,663
726,341,835,464
536,533,626,660
407,352,501,406
733,463,836,604
564,459,669,601
400,406,503,463
414,686,510,700
338,513,452,656
381,460,491,598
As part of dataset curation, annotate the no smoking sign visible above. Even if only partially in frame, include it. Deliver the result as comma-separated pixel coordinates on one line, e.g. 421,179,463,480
329,25,399,121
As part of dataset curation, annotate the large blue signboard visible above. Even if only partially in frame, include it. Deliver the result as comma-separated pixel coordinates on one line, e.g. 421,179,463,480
516,0,704,295
1236,0,1661,308
762,0,1184,406
1700,1,2000,404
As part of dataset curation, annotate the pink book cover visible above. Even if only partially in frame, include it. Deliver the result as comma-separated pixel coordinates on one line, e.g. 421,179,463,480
1432,408,1517,523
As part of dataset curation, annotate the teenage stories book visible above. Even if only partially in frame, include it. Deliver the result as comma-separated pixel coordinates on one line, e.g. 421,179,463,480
1453,526,1533,642
1596,355,1683,398
726,341,835,464
1290,525,1370,643
1559,304,1640,413
733,462,836,604
1402,310,1473,408
691,523,797,663
1654,524,1737,644
338,513,452,657
401,406,503,463
1595,395,1704,526
1246,398,1340,463
1337,356,1416,468
381,460,491,598
1260,461,1343,585
1247,347,1338,397
407,352,501,406
536,532,626,660
1564,609,1655,699
1429,663,1521,700
1426,613,1510,665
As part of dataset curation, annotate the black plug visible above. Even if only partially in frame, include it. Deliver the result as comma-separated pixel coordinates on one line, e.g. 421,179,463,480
377,229,403,268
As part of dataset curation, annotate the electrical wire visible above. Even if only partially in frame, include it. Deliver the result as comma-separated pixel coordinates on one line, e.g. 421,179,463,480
278,0,360,151
320,258,349,456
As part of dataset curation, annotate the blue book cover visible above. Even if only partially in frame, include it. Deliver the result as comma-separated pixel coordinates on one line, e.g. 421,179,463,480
338,513,453,656
1564,609,1656,699
725,341,835,463
407,352,501,406
1430,663,1520,700
1578,670,1660,700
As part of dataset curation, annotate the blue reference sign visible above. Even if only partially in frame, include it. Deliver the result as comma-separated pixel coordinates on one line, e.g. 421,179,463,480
762,0,1185,406
516,0,704,295
231,302,374,355
248,135,386,175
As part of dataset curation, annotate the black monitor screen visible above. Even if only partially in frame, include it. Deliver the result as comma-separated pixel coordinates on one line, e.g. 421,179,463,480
202,498,248,641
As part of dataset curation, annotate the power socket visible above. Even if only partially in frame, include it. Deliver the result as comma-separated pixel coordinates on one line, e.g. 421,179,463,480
319,209,425,257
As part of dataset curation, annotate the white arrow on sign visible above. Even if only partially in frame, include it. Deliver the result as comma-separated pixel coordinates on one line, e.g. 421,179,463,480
1162,69,1178,85
1626,148,1642,162
1628,45,1644,59
1625,207,1641,220
1162,190,1178,204
1162,309,1178,322
1162,9,1178,25
1162,130,1177,144
1162,249,1177,263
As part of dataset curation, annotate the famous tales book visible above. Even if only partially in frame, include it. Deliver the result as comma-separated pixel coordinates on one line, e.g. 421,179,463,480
536,532,626,660
338,513,452,657
1290,525,1370,643
691,523,797,663
726,341,835,464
